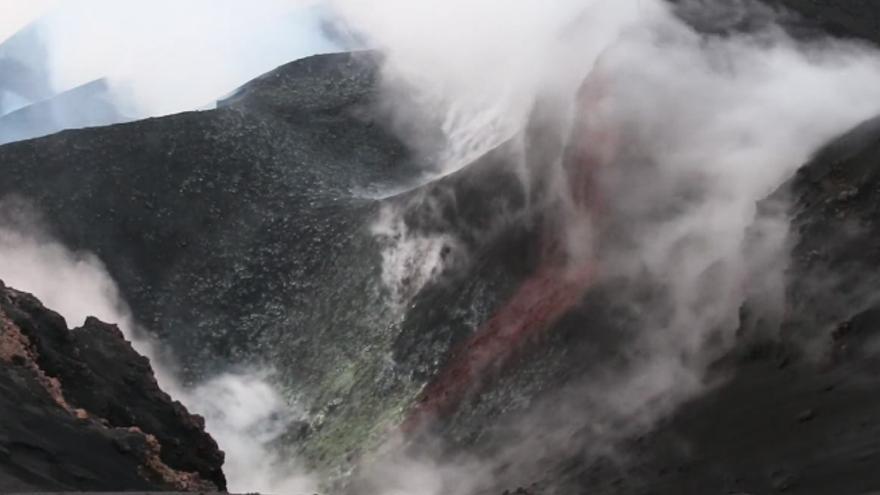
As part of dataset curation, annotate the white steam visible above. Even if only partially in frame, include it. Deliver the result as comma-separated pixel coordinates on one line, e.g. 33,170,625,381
333,0,880,492
372,203,463,309
189,371,317,494
0,224,132,334
330,0,657,175
0,218,316,494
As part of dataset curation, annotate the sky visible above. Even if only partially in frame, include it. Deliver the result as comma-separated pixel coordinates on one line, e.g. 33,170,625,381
1,0,337,116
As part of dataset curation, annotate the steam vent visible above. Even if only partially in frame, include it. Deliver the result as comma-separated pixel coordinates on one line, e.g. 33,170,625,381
3,1,880,494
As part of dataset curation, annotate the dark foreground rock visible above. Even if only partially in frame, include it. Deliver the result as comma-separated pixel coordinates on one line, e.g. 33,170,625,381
0,280,224,492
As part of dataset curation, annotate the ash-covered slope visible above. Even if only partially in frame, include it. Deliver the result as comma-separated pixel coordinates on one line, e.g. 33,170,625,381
0,51,417,379
0,51,441,471
0,280,224,492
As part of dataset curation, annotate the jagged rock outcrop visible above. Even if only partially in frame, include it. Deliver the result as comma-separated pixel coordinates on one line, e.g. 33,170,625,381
0,280,224,492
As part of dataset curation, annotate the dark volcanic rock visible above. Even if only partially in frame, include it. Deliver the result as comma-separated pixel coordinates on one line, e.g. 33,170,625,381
524,353,880,495
674,0,880,45
0,280,223,492
785,115,880,347
772,0,880,45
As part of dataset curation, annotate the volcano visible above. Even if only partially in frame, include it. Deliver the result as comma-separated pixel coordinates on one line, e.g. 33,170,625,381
2,1,880,494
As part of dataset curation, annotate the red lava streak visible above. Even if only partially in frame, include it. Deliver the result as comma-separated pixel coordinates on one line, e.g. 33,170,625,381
403,261,596,430
404,67,620,432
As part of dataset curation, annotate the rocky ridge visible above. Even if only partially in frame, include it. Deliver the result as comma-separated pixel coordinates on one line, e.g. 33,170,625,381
0,280,224,492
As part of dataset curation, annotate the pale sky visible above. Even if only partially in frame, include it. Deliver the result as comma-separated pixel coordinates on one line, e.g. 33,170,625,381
0,0,57,42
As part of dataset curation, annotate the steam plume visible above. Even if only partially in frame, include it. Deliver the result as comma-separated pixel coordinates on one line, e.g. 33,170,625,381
332,0,880,491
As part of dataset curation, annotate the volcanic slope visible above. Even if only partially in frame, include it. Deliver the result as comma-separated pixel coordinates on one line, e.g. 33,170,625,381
3,1,880,489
